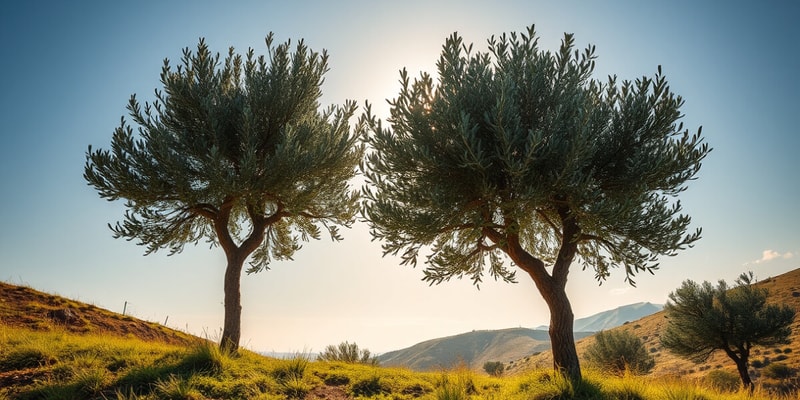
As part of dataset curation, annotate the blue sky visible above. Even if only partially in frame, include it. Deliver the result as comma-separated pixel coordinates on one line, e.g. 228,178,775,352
1,1,798,353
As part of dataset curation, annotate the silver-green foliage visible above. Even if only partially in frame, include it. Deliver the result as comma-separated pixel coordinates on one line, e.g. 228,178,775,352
361,24,710,287
584,330,654,375
84,34,363,272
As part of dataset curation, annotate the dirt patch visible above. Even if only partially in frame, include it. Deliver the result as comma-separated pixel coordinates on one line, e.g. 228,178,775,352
306,385,352,399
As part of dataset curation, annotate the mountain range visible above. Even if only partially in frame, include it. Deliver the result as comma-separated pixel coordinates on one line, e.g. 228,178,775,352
379,302,662,371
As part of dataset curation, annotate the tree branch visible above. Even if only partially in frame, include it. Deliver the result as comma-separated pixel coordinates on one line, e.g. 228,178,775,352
188,203,219,219
577,233,618,252
552,205,579,286
213,197,238,255
537,209,563,241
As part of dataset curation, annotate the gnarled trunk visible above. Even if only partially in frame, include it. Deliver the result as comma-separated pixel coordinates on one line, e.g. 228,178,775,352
543,285,581,380
725,347,754,393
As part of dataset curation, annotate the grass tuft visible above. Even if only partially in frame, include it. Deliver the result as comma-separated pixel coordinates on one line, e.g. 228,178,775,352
178,340,231,375
154,374,204,400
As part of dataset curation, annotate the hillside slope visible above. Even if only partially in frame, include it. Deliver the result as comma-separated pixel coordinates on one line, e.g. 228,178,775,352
379,328,595,371
0,281,198,345
573,302,663,332
508,268,800,380
533,302,663,332
380,302,663,372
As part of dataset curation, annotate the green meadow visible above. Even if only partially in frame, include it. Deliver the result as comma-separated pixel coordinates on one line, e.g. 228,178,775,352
2,324,796,400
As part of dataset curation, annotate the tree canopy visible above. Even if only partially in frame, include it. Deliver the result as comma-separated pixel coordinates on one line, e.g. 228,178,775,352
360,25,710,380
85,34,363,351
662,272,796,390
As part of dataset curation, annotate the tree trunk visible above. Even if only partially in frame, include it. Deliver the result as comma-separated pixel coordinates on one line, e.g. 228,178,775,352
500,230,582,382
220,251,246,353
542,281,581,381
735,356,754,393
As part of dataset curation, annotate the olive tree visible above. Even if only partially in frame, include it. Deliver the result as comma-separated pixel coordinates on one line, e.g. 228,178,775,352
84,35,363,352
662,272,796,391
360,25,709,380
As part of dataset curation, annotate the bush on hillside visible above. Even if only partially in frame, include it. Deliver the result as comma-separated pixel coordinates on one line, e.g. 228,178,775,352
483,361,504,376
584,330,655,375
317,341,378,365
705,369,741,392
763,363,796,380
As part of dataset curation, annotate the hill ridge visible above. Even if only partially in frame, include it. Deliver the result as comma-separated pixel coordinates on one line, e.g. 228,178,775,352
379,301,664,371
0,281,198,346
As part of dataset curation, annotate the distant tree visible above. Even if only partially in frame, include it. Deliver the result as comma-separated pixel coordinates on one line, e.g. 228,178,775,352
661,272,796,391
360,24,710,381
317,341,378,365
84,35,363,352
483,361,505,376
584,330,654,375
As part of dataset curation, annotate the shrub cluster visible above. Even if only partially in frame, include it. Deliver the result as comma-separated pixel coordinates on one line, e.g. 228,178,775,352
584,330,655,375
317,341,378,365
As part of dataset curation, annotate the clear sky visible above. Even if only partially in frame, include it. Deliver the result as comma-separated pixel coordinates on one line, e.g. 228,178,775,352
1,1,798,354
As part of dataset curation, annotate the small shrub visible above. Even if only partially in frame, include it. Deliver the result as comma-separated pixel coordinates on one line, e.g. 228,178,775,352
763,362,796,380
321,373,350,386
483,361,504,376
584,330,655,375
402,383,429,397
317,341,378,365
705,369,740,392
351,375,388,397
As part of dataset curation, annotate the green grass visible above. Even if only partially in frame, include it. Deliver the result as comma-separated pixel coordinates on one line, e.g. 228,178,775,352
1,325,797,399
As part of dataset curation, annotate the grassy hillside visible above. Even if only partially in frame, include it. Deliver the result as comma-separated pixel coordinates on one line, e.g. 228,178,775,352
0,282,197,346
508,268,800,391
2,280,798,399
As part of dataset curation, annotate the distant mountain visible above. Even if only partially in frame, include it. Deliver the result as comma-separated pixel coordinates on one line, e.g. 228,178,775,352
379,302,663,371
378,328,594,371
535,302,663,332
